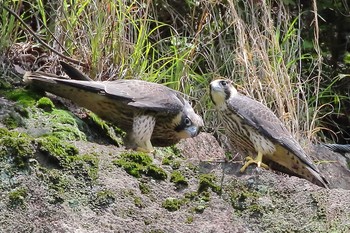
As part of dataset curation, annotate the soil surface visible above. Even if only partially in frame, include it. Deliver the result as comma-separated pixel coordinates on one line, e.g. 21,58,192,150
1,72,350,233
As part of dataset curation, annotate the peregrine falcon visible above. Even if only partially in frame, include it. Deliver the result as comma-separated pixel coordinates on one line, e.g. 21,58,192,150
210,79,328,188
23,64,203,152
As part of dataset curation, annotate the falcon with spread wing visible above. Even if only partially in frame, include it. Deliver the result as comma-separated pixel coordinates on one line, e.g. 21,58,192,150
210,79,328,188
24,63,203,152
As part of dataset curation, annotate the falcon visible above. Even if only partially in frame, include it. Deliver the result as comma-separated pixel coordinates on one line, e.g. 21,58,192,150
210,79,328,188
23,63,203,152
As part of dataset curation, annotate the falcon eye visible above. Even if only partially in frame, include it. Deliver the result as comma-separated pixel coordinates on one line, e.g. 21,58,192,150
184,117,192,126
220,80,227,86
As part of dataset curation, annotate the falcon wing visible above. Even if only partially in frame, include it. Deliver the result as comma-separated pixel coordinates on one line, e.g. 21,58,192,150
227,94,319,172
24,72,184,114
103,80,184,114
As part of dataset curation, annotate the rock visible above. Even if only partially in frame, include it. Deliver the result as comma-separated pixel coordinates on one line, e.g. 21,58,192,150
1,83,350,232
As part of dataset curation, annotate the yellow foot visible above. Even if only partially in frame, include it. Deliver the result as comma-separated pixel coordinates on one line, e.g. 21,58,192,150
239,152,269,173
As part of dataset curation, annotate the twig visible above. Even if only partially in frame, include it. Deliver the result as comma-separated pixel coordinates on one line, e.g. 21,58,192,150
0,3,88,68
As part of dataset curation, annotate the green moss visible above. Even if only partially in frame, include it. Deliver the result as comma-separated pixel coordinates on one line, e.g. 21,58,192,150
0,127,8,137
1,107,26,129
37,97,55,112
139,182,151,194
185,215,194,224
162,197,185,211
0,128,35,169
47,170,71,192
113,152,167,180
194,204,207,213
47,109,86,141
162,155,181,169
225,152,234,160
4,88,40,107
93,189,116,207
2,114,19,129
30,108,86,141
38,136,99,182
162,156,171,165
185,162,198,172
170,171,188,187
171,145,181,156
199,190,211,202
65,153,100,182
158,146,182,160
134,196,144,208
227,180,264,216
8,187,28,207
146,164,167,180
38,136,79,165
87,112,124,145
198,173,221,194
120,151,153,165
45,170,71,204
114,160,143,178
183,190,210,213
184,191,198,200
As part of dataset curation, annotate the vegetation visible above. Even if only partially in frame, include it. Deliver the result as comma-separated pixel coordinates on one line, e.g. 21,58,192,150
162,197,185,211
170,170,188,188
113,151,167,180
8,187,28,208
0,0,349,144
198,173,221,194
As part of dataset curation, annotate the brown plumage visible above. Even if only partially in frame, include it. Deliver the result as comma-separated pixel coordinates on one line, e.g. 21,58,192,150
23,63,203,152
210,79,328,188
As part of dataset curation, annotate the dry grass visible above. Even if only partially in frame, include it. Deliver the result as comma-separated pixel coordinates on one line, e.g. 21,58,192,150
0,0,332,143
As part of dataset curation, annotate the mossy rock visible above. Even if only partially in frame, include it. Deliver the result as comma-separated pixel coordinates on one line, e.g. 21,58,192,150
3,88,41,107
38,136,79,163
47,109,87,141
162,197,185,212
226,180,265,216
36,97,55,112
8,187,28,208
198,173,221,194
139,182,151,194
162,155,181,169
113,152,167,180
170,171,188,187
91,189,116,208
0,128,35,169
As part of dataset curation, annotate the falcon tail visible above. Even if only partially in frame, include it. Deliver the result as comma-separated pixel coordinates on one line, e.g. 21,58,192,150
23,71,109,114
60,61,92,81
268,144,329,188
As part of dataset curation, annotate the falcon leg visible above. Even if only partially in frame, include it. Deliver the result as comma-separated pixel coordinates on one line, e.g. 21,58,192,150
130,114,156,153
239,151,269,173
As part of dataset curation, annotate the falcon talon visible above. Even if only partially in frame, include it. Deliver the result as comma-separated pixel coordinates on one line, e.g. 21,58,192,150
210,79,329,188
23,63,204,152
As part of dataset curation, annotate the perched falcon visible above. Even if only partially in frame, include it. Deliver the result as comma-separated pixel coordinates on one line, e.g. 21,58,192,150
23,64,203,152
210,79,328,188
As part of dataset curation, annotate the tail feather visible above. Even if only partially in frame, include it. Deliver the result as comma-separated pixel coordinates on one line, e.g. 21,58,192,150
269,144,329,188
60,61,92,81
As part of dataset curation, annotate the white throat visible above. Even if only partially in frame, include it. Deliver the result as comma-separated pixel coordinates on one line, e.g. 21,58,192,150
211,85,238,110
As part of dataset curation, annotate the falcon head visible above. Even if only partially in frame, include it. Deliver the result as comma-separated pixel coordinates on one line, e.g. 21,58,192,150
210,79,238,108
174,100,204,139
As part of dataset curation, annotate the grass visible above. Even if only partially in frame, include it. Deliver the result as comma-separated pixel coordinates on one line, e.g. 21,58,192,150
0,0,346,144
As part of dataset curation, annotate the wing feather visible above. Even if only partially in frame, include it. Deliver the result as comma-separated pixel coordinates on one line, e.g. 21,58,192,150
103,80,184,113
227,94,319,172
25,72,184,114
